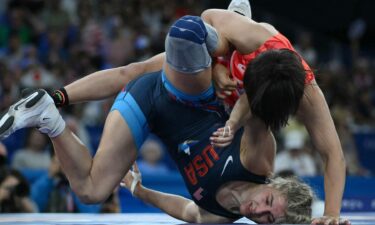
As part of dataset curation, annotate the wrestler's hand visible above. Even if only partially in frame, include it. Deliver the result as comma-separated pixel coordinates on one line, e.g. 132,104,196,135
210,120,237,148
120,162,142,197
311,216,351,225
212,63,237,99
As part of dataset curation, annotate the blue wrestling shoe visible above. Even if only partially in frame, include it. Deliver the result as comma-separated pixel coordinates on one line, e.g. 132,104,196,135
0,89,65,140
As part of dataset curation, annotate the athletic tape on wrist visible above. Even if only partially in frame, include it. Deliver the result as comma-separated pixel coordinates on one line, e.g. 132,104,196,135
130,171,142,196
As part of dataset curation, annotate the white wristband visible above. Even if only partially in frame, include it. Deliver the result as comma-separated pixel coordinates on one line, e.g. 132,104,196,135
130,171,142,196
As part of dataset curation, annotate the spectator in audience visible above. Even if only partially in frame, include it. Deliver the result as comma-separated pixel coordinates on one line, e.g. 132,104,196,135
0,168,37,212
0,142,7,170
138,137,170,175
11,128,50,171
331,104,370,176
0,142,9,196
20,62,59,90
0,69,19,111
40,0,71,32
0,32,27,69
275,130,317,177
294,31,317,67
353,58,373,90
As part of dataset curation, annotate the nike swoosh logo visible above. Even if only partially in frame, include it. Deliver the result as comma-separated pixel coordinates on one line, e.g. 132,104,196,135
14,100,26,110
14,92,38,110
221,155,233,176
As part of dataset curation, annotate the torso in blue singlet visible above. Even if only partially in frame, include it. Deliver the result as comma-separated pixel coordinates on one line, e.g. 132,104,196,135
111,71,268,218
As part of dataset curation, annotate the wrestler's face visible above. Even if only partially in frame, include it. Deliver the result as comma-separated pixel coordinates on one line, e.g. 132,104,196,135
240,186,286,224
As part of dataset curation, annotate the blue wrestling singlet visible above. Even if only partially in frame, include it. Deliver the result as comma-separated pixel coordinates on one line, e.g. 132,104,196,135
111,71,268,219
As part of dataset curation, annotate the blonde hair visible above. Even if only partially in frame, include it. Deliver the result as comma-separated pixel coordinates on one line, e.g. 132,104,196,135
269,176,314,224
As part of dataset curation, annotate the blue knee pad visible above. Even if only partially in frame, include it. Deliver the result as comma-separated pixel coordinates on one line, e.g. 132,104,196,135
165,15,218,74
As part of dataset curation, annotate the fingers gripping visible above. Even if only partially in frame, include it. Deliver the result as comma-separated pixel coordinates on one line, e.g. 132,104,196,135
120,163,142,196
222,125,231,137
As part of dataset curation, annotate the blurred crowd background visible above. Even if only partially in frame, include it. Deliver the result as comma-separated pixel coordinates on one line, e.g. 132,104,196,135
0,0,374,214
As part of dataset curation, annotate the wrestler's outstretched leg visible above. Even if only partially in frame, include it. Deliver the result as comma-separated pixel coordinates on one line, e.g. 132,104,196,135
0,90,137,202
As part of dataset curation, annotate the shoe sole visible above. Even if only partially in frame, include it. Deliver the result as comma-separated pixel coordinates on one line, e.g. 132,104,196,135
0,90,46,139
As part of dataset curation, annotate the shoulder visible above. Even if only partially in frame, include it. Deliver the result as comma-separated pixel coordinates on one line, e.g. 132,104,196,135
202,9,277,54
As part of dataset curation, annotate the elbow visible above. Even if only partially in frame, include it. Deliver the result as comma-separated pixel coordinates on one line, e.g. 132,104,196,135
335,153,346,175
323,149,347,171
119,63,142,83
335,149,346,167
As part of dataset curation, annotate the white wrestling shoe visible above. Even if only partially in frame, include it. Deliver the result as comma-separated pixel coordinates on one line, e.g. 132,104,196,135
0,89,65,140
228,0,252,18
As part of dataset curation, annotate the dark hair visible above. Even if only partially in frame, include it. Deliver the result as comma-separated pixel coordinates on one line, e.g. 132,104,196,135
243,49,306,130
8,169,30,197
0,169,30,213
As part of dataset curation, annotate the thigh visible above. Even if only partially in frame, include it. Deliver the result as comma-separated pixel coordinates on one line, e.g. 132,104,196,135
91,110,138,194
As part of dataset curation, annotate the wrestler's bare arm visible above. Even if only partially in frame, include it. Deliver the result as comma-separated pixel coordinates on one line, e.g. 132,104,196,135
119,165,233,223
212,95,275,174
297,82,346,220
133,186,233,223
201,9,276,55
65,53,165,104
227,94,251,131
211,93,251,147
